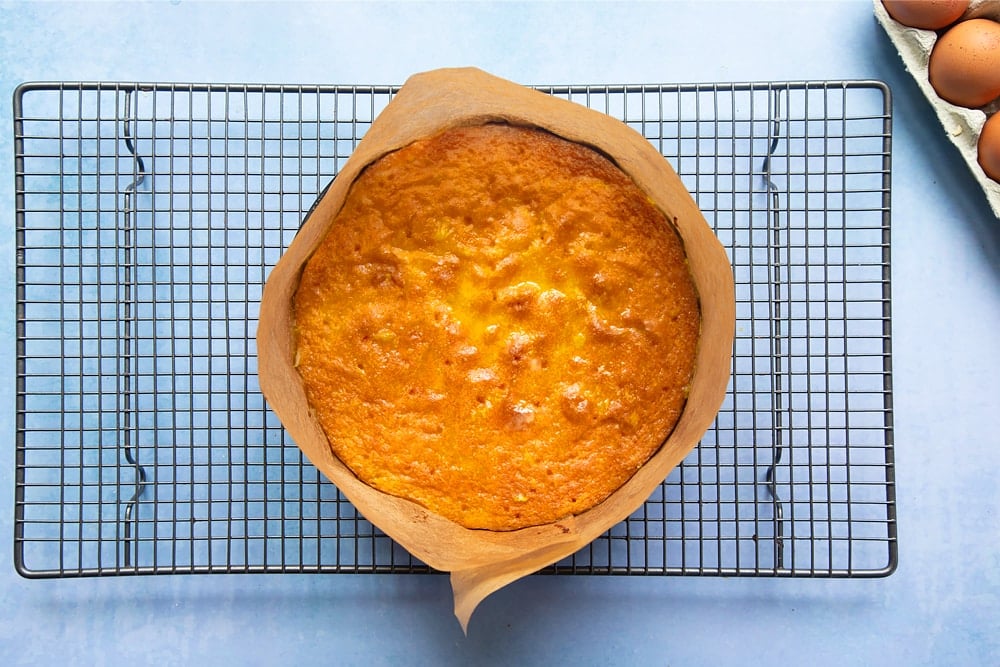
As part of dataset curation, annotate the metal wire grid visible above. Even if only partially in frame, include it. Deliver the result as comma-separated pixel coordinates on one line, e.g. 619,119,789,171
13,81,895,578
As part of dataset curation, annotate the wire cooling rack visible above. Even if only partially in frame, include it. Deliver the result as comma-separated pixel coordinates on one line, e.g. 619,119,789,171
14,80,895,578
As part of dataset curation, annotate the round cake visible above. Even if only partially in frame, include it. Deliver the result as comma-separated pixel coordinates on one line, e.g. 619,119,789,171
292,123,701,531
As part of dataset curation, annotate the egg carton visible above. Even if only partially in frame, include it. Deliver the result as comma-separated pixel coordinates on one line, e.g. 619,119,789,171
874,0,1000,218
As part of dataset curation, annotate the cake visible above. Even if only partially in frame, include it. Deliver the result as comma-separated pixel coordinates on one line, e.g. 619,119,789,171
291,122,701,531
258,67,735,628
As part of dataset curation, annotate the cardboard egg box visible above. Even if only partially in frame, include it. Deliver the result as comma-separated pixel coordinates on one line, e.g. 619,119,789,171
874,0,1000,218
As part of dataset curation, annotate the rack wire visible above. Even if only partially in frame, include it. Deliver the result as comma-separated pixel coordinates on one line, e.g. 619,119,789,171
13,80,895,578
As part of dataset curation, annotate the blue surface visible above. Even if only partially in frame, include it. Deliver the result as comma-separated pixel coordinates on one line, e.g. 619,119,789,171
1,1,998,664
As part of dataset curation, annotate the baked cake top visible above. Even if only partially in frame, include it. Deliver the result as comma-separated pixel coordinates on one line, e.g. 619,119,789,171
292,123,700,531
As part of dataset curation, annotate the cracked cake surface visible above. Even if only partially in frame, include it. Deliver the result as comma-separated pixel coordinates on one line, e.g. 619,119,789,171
292,123,701,531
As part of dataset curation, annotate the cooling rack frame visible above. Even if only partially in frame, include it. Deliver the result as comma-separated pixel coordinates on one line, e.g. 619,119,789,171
13,80,896,579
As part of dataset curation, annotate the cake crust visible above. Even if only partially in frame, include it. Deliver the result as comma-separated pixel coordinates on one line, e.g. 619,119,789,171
292,123,700,531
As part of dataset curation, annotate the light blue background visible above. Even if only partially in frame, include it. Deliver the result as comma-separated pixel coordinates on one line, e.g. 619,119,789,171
1,1,998,664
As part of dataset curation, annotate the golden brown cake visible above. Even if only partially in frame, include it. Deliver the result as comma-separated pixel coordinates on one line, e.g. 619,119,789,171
292,123,701,531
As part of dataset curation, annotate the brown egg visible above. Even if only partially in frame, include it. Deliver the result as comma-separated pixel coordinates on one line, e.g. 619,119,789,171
978,113,1000,182
882,0,968,30
929,18,1000,108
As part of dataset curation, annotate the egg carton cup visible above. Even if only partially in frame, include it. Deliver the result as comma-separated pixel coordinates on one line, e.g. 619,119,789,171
874,0,1000,218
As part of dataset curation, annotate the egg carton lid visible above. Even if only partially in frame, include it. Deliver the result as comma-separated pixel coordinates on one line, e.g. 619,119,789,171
874,0,1000,219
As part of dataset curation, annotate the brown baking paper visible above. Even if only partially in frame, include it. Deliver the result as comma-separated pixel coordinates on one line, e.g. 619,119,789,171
256,67,735,631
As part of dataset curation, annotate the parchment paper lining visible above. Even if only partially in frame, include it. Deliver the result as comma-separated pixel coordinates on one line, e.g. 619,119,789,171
256,67,736,631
